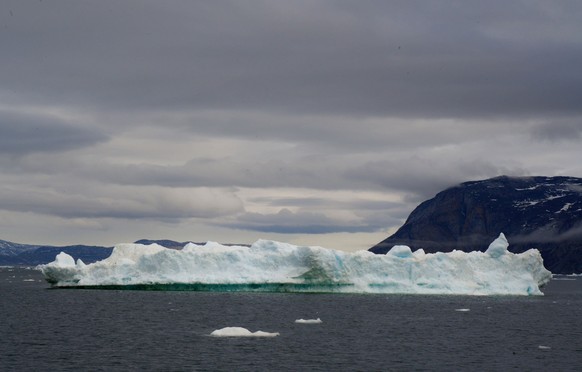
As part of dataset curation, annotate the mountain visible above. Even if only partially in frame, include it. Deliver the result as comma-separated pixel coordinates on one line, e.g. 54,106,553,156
0,239,251,266
134,239,250,249
369,176,582,274
0,239,40,256
0,241,113,266
134,239,192,250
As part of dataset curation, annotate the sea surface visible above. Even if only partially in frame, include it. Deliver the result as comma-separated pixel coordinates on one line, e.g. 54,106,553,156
1,267,581,371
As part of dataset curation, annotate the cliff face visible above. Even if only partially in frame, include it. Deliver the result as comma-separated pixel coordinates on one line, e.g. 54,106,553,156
369,176,582,274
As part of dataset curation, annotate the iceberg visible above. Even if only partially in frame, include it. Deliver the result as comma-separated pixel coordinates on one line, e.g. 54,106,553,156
37,233,552,295
210,327,279,337
295,318,323,324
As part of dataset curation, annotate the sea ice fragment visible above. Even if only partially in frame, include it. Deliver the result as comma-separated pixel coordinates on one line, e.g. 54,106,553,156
295,318,323,324
210,327,279,337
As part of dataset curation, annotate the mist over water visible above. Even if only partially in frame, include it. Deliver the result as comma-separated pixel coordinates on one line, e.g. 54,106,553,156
1,268,581,371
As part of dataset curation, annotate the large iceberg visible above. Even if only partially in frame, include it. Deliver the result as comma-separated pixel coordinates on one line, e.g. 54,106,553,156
38,233,551,295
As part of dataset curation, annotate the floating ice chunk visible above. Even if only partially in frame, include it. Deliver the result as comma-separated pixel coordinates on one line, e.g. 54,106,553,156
455,309,470,312
210,327,279,337
54,252,76,267
485,233,508,258
295,318,323,324
538,345,551,350
412,248,426,258
106,243,167,265
387,245,413,258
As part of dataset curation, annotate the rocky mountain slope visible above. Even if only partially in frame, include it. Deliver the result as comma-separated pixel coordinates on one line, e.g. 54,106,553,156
0,240,113,266
369,176,582,274
0,239,249,266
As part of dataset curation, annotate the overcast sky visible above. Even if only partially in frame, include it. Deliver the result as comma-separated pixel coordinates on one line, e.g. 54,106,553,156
1,1,582,250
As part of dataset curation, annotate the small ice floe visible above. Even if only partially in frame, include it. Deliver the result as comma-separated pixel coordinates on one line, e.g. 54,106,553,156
23,279,35,282
210,327,279,337
295,318,323,324
538,345,551,350
455,308,470,312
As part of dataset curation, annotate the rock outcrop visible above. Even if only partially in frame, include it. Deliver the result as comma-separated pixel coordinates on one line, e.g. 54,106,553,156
369,176,582,274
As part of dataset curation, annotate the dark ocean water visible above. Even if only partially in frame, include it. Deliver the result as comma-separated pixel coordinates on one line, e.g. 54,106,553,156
1,267,581,371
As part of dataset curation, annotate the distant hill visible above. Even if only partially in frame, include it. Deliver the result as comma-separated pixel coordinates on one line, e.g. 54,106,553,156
0,240,113,266
0,240,40,256
134,239,193,250
134,239,250,249
369,176,582,274
0,239,250,266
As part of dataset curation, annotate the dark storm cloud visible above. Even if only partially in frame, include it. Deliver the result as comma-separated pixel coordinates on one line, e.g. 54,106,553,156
1,1,581,118
0,110,108,155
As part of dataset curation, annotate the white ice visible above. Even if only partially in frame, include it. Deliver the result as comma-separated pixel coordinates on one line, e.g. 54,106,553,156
38,233,552,296
295,318,323,324
210,327,279,337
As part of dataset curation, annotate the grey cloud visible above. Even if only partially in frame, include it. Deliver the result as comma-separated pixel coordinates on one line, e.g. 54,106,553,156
2,1,582,118
236,196,411,233
530,120,582,142
0,185,243,220
0,111,108,155
224,208,386,234
567,184,582,193
1,132,531,199
346,158,530,201
512,223,582,243
2,1,582,246
10,150,348,190
248,196,402,211
246,196,410,220
163,112,509,150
